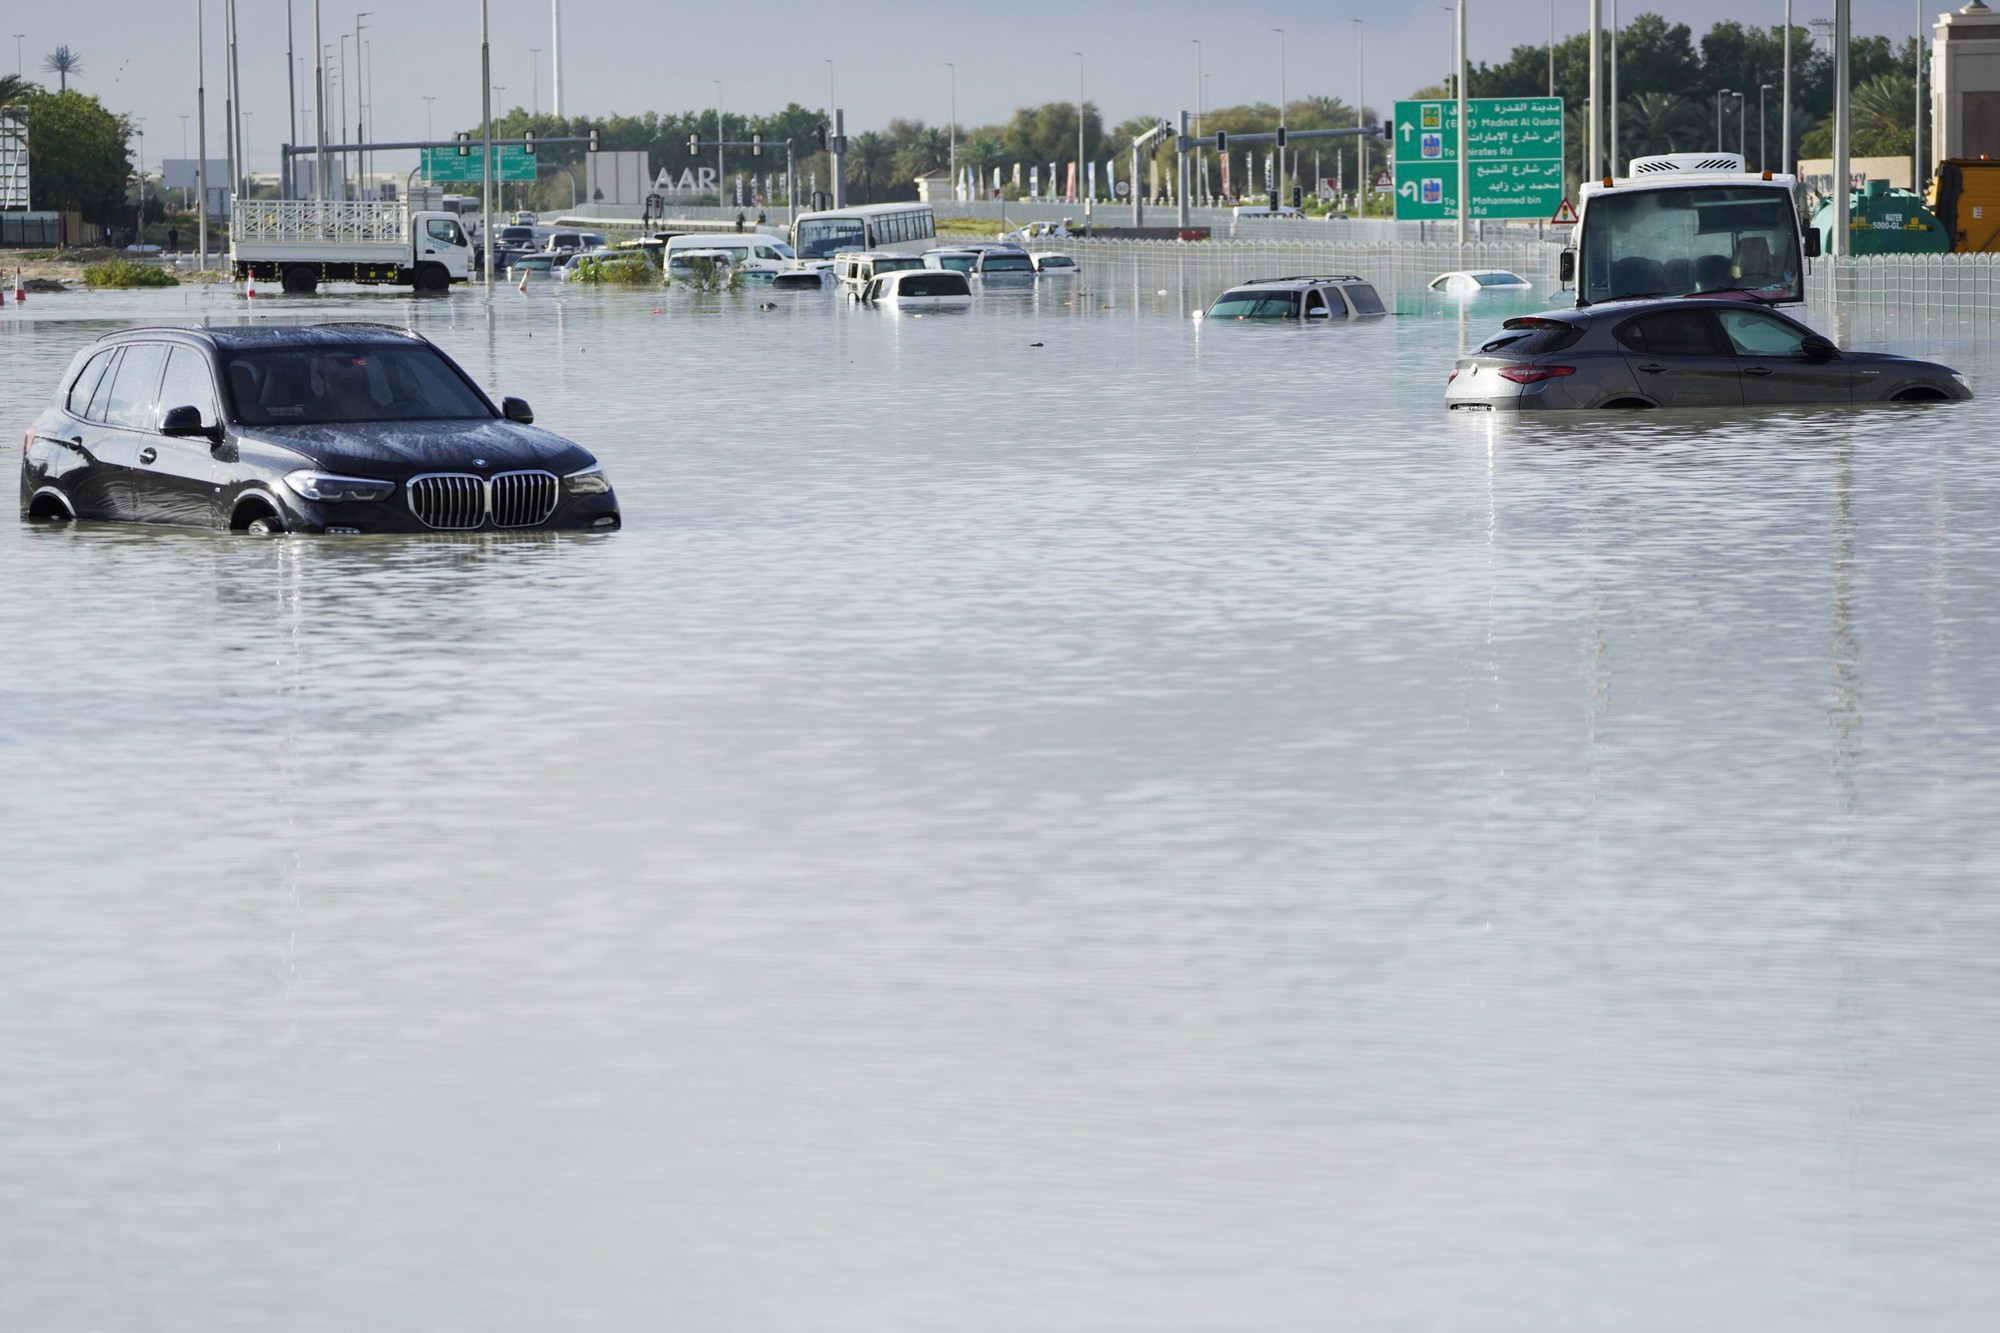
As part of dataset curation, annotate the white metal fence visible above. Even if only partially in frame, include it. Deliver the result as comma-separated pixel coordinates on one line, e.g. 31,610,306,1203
232,199,411,244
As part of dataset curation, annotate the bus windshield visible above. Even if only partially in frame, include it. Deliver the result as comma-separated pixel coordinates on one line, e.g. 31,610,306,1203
1580,185,1803,305
796,218,867,259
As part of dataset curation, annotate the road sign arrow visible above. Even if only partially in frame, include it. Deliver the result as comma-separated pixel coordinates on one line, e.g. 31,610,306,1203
1399,180,1418,200
1400,121,1415,142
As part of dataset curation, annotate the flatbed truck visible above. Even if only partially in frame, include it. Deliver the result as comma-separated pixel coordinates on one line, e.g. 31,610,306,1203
230,199,475,294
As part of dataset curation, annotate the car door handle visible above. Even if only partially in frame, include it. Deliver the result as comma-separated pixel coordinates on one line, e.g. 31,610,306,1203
1743,367,1774,378
1637,363,1667,374
138,447,157,465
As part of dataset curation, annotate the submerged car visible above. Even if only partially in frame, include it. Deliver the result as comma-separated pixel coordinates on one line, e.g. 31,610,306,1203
1445,297,1972,411
859,268,972,308
1429,269,1533,296
1202,275,1388,320
21,324,621,534
1030,252,1079,276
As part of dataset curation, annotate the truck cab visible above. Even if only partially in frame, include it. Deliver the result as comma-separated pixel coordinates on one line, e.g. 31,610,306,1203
1565,153,1815,307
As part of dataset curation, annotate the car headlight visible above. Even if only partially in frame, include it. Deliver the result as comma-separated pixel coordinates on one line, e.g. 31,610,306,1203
563,465,612,495
284,470,396,503
1953,373,1971,390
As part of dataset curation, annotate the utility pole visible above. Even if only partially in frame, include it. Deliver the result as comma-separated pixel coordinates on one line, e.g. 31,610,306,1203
946,62,956,203
481,0,493,286
1609,0,1620,176
286,1,297,198
1717,88,1729,152
714,80,724,207
313,1,326,200
1915,0,1925,191
197,0,208,268
1354,19,1366,216
1782,0,1793,179
355,13,372,197
1833,0,1850,255
1191,40,1203,205
1735,90,1746,160
1760,84,1773,172
1548,0,1556,97
1587,0,1602,180
1456,0,1469,245
1074,51,1086,215
531,49,540,116
223,0,236,208
551,0,563,118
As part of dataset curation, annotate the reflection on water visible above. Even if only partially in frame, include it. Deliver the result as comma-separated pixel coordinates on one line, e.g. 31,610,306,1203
2,269,1998,1330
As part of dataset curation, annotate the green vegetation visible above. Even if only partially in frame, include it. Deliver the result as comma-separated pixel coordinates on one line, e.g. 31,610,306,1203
667,256,733,292
570,253,657,286
82,258,177,288
18,89,131,224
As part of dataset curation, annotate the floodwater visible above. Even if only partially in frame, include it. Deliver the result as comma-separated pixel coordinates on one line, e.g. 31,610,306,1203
3,265,1998,1331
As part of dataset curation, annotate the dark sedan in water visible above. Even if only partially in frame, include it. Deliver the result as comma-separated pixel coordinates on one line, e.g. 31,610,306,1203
1446,297,1971,410
21,324,620,534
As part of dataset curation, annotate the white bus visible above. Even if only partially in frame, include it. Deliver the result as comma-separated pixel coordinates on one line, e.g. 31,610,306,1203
790,202,938,261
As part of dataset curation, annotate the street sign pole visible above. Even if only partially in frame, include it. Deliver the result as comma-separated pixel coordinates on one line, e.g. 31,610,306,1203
1456,0,1469,246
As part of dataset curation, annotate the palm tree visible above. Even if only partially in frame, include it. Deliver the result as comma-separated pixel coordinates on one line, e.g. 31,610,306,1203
1620,91,1702,160
40,46,81,94
850,131,891,203
0,74,40,103
1852,72,1915,153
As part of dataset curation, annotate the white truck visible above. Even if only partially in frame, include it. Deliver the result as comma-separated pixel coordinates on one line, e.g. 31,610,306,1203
1560,153,1817,308
230,198,475,294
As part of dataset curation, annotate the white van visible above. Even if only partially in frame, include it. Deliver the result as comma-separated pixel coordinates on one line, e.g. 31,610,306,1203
660,233,796,271
831,249,928,292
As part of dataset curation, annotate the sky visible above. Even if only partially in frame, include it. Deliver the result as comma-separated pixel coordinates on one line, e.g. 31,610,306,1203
11,1,1937,174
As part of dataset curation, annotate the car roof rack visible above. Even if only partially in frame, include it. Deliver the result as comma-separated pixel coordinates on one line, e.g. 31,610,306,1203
1254,274,1367,285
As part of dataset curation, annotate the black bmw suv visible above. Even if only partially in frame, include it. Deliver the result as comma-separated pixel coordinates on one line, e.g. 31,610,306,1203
21,323,620,535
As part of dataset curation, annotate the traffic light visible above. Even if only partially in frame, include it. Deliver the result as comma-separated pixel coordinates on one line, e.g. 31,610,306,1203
1275,126,1288,149
522,130,536,156
814,123,828,151
1215,130,1227,153
687,134,701,157
751,133,763,158
588,129,601,153
1291,184,1302,209
456,131,471,157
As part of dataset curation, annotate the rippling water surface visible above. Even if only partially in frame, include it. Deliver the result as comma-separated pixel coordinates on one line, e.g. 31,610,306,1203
3,265,1998,1330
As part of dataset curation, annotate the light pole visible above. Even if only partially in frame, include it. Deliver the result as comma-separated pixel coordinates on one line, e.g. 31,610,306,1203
1610,0,1621,177
1272,26,1286,206
1734,89,1746,161
946,62,956,202
714,80,725,208
1190,39,1203,203
1073,51,1085,213
196,0,207,268
1588,0,1601,181
1915,0,1925,191
551,0,563,117
1782,0,1793,179
1717,88,1730,152
1548,2,1555,97
285,2,296,197
1833,0,1850,254
1759,83,1774,172
337,35,350,195
422,95,435,181
530,48,540,116
1353,19,1366,216
134,122,145,242
481,0,493,287
1456,0,1467,244
313,1,325,201
11,34,22,79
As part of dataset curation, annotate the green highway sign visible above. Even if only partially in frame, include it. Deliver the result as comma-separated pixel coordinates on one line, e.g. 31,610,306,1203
421,145,539,183
1391,97,1564,221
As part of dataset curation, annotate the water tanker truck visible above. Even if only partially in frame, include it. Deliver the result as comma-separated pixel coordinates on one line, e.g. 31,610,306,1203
230,199,475,295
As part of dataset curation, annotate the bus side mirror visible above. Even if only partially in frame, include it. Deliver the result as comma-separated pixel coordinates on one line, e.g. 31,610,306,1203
1802,228,1822,259
1558,250,1576,283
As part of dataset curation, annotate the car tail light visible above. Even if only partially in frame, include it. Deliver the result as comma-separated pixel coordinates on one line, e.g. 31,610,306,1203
1447,369,1460,384
1498,365,1576,384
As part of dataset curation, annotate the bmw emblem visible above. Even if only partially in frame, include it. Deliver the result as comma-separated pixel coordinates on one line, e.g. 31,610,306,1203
472,458,489,468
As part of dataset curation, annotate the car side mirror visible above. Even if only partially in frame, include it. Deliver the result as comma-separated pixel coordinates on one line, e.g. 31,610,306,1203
1558,250,1576,284
1801,334,1837,360
1305,306,1331,319
501,396,535,424
159,404,223,443
1802,228,1822,259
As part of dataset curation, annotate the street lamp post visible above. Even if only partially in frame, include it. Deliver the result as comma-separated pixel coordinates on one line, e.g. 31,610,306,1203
422,96,435,182
1353,18,1366,216
196,0,207,268
531,48,540,116
354,13,372,196
1760,83,1774,172
714,80,724,208
12,34,22,79
946,62,956,203
1782,0,1793,178
1190,39,1203,204
313,1,326,201
481,0,493,287
1734,90,1746,161
1717,88,1730,152
1073,51,1086,216
1456,0,1468,245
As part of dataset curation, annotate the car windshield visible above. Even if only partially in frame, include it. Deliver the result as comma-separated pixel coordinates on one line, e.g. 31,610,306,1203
1209,290,1300,319
982,254,1034,272
797,218,867,259
876,257,925,272
1580,185,1803,305
222,346,493,425
1473,271,1524,286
